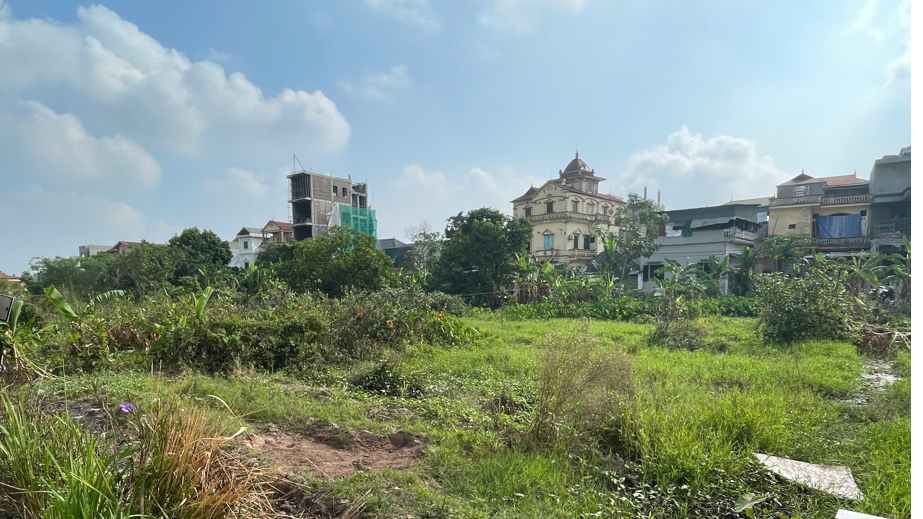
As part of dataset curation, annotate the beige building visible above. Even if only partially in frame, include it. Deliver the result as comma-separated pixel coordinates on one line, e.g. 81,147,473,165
511,153,624,270
768,171,871,253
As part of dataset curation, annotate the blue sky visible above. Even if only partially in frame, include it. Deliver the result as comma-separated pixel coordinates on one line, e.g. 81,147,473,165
0,0,911,274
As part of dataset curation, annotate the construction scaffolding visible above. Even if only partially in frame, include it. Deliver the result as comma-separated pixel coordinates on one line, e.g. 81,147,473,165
339,205,378,239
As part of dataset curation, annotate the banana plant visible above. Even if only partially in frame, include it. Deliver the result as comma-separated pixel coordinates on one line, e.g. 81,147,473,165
44,286,125,322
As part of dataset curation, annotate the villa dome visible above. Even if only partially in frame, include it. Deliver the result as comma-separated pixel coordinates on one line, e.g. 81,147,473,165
562,152,592,176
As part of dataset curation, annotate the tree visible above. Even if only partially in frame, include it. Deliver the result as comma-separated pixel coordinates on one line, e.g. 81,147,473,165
597,194,668,283
167,227,232,281
404,221,443,274
25,254,119,299
103,242,176,298
759,234,809,274
430,208,532,307
276,226,393,297
729,245,758,296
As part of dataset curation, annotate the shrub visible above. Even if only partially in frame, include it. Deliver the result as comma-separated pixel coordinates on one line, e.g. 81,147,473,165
756,267,858,343
716,296,760,317
647,317,708,351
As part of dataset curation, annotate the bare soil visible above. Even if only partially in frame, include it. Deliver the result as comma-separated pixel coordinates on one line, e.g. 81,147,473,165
247,422,426,479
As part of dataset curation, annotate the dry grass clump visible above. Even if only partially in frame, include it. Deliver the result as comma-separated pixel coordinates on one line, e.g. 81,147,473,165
0,393,275,519
528,320,632,447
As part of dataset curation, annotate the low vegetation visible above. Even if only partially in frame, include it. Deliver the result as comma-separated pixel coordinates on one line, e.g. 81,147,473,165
0,222,910,518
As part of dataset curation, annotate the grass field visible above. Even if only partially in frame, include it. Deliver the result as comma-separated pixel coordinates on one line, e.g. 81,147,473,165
6,315,911,518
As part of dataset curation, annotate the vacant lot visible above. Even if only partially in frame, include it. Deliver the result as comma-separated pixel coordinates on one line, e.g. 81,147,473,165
13,315,907,519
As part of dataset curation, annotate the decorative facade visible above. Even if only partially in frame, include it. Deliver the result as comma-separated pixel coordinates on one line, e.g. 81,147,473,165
511,153,624,270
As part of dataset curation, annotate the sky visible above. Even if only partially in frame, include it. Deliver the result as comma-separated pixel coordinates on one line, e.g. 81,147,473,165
0,0,913,274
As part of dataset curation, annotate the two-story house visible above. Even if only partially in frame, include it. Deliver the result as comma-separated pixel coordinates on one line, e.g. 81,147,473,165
768,171,872,254
636,202,766,294
229,227,264,269
511,153,624,271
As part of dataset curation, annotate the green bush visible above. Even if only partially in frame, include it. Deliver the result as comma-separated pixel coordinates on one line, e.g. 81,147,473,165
756,268,858,343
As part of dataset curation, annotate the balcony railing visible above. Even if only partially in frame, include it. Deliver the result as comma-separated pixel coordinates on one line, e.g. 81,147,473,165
873,217,910,237
821,195,871,205
528,211,611,223
810,237,870,248
723,227,758,242
770,195,822,207
770,194,872,207
532,248,598,259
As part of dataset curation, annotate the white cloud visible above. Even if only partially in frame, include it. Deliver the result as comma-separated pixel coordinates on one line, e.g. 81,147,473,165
363,0,439,28
885,46,910,90
620,126,789,208
0,5,350,155
845,0,885,41
883,0,910,91
205,48,232,62
0,187,148,271
203,167,270,201
375,163,543,239
339,65,411,101
0,100,162,190
479,0,588,35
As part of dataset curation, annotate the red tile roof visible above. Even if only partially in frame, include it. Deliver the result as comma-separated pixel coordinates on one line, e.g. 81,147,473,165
267,221,293,231
779,173,868,187
0,270,19,280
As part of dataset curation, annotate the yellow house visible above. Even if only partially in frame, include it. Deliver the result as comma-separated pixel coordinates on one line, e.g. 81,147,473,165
511,153,624,270
768,171,871,253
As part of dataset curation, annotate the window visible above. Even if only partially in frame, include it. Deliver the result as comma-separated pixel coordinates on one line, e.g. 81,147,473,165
572,201,579,212
332,185,338,196
643,264,664,282
242,240,249,250
788,224,796,230
342,187,348,197
543,234,554,250
244,262,250,269
583,235,596,250
546,201,554,214
524,207,532,217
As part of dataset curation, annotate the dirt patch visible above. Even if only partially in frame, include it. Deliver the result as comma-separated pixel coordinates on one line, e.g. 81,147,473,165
247,422,425,479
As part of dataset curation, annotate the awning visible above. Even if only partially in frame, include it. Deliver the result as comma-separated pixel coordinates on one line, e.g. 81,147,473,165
689,217,735,229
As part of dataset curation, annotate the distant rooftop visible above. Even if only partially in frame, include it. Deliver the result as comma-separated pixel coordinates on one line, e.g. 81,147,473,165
778,172,867,187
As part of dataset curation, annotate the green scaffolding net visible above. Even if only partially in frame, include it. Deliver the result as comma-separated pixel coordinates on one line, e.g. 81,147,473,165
339,205,378,239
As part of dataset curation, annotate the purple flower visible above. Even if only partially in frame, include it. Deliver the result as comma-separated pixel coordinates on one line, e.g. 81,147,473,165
119,402,134,413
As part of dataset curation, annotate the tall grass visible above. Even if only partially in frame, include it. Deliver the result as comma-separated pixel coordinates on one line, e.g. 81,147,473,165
528,321,631,447
0,393,270,519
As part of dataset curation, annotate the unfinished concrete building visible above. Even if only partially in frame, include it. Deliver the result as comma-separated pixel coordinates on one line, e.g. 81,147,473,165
288,170,376,241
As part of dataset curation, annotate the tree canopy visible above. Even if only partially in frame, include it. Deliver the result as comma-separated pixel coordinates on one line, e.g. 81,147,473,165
275,226,394,297
430,208,532,307
167,227,232,281
596,193,668,282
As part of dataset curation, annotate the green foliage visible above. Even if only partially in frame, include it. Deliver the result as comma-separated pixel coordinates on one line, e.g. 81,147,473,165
597,193,669,281
756,262,858,343
103,242,176,298
275,226,394,297
759,234,809,273
431,207,532,308
729,245,758,296
167,227,233,281
0,393,270,518
25,254,119,299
